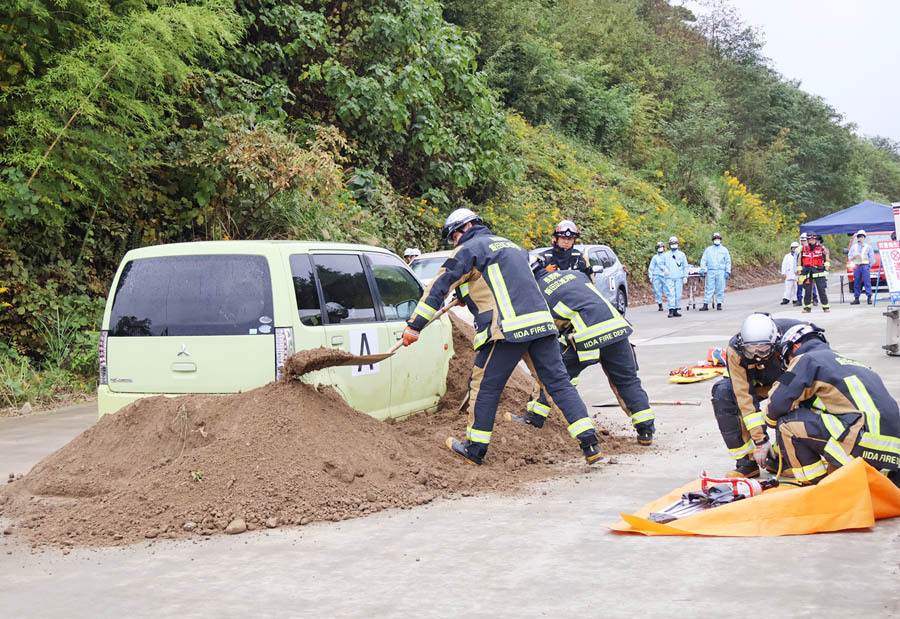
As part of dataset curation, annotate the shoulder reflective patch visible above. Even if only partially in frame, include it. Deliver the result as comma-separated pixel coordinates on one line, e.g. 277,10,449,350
778,371,795,386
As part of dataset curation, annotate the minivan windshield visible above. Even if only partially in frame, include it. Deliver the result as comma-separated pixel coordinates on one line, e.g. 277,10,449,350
109,254,274,336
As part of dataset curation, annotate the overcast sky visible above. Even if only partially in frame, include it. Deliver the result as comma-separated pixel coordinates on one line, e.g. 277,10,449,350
686,0,900,142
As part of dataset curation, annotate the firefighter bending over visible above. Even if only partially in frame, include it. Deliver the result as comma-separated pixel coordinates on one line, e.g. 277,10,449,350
402,208,603,466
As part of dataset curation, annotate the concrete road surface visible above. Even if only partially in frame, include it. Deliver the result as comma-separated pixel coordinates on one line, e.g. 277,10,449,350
2,276,899,618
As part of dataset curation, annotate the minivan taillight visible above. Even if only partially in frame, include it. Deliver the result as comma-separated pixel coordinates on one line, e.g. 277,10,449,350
275,327,294,380
98,330,108,385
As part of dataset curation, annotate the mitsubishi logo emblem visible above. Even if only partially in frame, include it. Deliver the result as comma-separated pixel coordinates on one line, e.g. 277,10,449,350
177,344,191,357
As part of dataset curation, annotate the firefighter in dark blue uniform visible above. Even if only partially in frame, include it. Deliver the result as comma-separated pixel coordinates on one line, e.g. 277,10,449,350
764,324,900,485
710,314,809,478
505,256,655,445
538,219,591,275
402,208,602,466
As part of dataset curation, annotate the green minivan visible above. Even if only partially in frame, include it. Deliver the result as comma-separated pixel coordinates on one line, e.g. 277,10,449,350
98,241,454,420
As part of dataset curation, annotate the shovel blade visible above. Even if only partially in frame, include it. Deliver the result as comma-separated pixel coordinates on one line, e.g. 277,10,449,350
330,352,394,366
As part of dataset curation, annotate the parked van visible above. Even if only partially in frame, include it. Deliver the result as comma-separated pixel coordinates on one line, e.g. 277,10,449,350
98,241,454,420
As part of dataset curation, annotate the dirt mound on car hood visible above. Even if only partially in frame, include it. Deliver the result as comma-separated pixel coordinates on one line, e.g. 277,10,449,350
0,314,637,548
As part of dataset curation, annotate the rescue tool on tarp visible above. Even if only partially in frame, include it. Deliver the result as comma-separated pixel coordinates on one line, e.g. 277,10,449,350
593,400,701,407
647,472,778,524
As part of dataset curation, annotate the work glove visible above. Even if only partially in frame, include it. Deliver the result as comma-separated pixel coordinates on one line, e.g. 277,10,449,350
545,264,558,272
724,272,730,280
753,440,775,468
401,326,419,347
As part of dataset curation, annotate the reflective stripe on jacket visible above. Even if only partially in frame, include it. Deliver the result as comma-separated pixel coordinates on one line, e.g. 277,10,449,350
409,224,556,349
535,270,632,362
539,248,591,275
765,339,900,469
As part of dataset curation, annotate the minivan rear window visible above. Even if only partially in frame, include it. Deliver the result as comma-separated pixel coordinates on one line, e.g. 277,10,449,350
109,255,274,336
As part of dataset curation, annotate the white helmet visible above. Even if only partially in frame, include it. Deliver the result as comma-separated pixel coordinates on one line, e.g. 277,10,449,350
441,208,482,242
856,229,867,238
790,241,799,249
799,232,808,241
738,313,779,361
553,219,580,238
668,236,679,246
403,247,421,258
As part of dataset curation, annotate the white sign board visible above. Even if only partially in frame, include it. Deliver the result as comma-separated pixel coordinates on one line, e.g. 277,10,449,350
349,328,380,376
878,240,900,304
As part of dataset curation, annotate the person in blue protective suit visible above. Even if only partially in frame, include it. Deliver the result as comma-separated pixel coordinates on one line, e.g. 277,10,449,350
647,241,667,311
662,236,688,317
699,232,732,311
848,229,873,305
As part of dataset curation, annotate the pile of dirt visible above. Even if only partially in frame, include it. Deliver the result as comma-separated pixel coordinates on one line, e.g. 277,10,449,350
0,314,637,548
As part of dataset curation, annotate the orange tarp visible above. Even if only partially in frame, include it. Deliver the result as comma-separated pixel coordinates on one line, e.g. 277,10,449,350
610,459,900,537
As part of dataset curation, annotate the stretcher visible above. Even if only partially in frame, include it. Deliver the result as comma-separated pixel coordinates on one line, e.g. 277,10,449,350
683,271,703,311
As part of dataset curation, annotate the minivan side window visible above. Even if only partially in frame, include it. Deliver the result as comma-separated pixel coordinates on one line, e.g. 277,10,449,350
108,255,274,336
313,254,376,324
367,253,423,321
289,254,323,326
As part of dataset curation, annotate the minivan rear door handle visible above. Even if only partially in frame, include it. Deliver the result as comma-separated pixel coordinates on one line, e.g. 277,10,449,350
171,362,197,372
331,336,344,345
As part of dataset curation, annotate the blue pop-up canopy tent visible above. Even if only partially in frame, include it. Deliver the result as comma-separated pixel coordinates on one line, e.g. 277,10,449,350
799,200,895,235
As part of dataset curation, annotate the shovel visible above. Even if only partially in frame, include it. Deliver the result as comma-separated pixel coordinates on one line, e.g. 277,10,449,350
327,302,455,367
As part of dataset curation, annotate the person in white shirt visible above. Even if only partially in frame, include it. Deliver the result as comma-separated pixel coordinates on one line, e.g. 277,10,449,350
848,229,873,304
780,241,800,305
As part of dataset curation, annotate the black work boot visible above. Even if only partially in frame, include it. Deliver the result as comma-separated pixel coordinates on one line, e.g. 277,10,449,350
780,298,789,305
635,421,655,446
699,303,709,311
850,298,860,305
658,303,663,311
867,296,872,305
445,438,483,465
672,308,682,317
582,442,603,465
792,300,801,306
716,303,722,310
725,456,759,478
667,308,674,317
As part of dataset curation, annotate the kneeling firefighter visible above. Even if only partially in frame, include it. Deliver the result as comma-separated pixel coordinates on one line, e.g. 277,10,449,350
402,208,603,465
710,313,810,478
764,325,900,486
505,255,655,445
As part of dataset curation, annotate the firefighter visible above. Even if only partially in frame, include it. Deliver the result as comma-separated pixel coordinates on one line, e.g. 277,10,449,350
402,208,602,466
795,233,818,306
662,236,687,317
763,324,900,486
698,232,731,311
504,255,655,445
648,241,667,311
538,219,591,274
402,247,421,264
710,313,812,478
797,232,829,313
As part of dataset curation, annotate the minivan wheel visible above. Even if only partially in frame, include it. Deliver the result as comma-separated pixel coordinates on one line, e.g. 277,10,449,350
616,288,627,314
